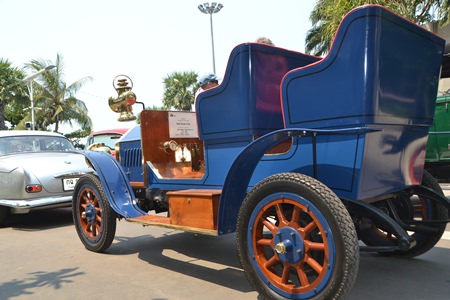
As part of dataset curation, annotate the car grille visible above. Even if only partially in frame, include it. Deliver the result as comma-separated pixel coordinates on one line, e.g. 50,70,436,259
122,147,142,168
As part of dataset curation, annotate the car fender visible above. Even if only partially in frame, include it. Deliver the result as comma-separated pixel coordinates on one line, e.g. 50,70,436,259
81,151,146,218
217,129,293,234
217,127,376,234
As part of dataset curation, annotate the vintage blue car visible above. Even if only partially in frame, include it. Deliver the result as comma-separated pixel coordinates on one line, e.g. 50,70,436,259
71,5,450,299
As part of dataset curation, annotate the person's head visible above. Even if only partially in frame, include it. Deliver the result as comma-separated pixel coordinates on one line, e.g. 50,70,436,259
255,37,274,46
198,73,219,90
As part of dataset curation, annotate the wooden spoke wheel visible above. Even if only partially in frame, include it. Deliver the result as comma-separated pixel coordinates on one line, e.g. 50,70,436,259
237,173,359,300
359,170,448,257
72,174,116,252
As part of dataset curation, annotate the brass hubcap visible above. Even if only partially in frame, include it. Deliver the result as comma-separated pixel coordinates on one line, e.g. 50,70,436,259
275,242,287,254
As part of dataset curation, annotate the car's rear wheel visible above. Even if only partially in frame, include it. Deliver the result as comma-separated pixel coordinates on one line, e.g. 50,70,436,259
359,170,448,257
237,173,359,299
72,174,116,252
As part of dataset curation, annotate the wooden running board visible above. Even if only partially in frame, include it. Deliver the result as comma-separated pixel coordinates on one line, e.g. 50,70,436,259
126,189,222,236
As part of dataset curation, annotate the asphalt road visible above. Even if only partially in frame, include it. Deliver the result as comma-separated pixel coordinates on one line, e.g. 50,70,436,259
1,205,449,300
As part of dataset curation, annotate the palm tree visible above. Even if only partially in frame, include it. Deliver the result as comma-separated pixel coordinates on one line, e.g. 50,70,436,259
136,105,166,124
162,71,198,111
305,0,450,56
0,59,28,130
22,53,93,133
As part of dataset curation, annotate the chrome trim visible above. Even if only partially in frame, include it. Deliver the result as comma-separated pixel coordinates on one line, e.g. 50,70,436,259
0,196,72,214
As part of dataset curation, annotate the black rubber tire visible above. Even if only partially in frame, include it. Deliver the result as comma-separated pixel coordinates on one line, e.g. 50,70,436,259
360,170,448,257
72,174,117,252
0,206,8,227
236,172,359,300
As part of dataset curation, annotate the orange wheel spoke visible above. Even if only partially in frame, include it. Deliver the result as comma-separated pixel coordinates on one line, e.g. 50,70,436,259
81,222,88,233
291,206,301,223
94,224,101,237
305,255,324,274
281,265,291,284
81,194,88,203
87,224,94,236
305,240,325,251
296,264,310,287
264,255,279,269
262,218,277,233
275,203,289,226
90,224,97,237
257,238,273,247
303,221,317,236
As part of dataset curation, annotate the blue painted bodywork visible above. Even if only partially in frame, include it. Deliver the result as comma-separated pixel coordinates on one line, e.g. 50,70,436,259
84,151,145,218
117,125,143,183
82,5,445,235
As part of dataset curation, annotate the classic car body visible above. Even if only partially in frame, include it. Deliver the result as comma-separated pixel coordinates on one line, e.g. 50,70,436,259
71,5,450,300
0,130,92,225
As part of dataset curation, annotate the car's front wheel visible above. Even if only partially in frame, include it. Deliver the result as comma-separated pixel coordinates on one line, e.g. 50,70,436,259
72,174,117,252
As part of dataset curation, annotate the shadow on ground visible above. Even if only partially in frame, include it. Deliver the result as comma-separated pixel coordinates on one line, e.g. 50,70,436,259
109,230,254,293
3,207,73,231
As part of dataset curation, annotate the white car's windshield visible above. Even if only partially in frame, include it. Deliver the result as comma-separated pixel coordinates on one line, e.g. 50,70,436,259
0,135,75,155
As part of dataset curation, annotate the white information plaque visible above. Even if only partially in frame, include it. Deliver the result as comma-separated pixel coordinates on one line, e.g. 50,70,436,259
168,111,199,138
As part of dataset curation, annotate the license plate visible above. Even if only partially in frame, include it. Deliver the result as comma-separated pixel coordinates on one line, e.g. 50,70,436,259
63,178,79,191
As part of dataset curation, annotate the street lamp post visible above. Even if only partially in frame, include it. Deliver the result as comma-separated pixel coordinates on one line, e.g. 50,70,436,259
22,65,55,130
198,2,223,74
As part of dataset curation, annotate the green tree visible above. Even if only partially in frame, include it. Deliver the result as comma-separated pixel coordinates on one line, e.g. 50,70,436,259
0,59,28,130
162,71,198,111
65,128,90,149
136,105,166,124
306,0,450,56
20,53,93,133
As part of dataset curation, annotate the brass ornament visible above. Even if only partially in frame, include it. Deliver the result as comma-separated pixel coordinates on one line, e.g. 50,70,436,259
108,75,137,121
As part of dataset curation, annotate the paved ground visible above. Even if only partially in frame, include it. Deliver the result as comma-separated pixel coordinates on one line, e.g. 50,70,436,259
0,186,449,299
441,184,450,241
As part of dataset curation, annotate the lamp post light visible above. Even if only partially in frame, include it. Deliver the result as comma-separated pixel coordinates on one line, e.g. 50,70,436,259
198,2,223,74
22,65,55,130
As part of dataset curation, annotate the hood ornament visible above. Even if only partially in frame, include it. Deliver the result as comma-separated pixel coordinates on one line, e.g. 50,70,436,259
108,75,137,121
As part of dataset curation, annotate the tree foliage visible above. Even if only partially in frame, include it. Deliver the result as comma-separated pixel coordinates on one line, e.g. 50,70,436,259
64,128,91,149
306,0,450,56
0,59,28,130
162,71,198,111
136,105,166,124
21,53,93,133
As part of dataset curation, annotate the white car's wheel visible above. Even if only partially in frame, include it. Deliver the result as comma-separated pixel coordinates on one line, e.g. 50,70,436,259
0,206,8,227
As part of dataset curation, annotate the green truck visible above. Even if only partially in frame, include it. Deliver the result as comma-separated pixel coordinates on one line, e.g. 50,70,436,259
425,94,450,180
425,50,450,181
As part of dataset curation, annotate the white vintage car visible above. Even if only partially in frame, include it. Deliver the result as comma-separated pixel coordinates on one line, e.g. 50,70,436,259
0,130,93,226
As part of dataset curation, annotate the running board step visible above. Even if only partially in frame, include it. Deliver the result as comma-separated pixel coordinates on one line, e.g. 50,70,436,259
127,189,222,236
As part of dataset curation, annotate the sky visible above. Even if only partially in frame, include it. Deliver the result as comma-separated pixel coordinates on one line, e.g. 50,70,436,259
1,0,316,133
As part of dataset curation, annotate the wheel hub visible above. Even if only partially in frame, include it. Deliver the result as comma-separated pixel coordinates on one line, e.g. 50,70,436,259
273,227,305,264
83,203,96,224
